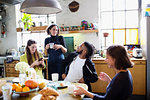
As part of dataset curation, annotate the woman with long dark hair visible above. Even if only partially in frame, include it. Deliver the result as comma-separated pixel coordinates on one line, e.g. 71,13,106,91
44,24,67,80
20,39,45,79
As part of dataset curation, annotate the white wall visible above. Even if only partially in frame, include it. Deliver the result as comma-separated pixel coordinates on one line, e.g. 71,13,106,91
0,5,17,55
56,0,100,50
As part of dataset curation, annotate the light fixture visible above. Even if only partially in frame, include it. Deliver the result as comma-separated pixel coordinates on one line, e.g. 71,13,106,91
20,0,62,15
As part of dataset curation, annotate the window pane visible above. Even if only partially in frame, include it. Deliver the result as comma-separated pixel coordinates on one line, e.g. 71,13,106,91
126,0,138,10
114,12,125,28
113,0,125,10
101,30,113,48
126,29,138,44
126,11,138,28
101,0,112,11
101,12,112,29
113,30,125,45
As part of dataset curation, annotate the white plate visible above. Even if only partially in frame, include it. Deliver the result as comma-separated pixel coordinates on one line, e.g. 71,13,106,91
32,94,60,100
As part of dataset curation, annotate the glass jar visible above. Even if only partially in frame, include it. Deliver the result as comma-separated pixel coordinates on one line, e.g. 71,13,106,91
19,72,27,85
28,68,36,79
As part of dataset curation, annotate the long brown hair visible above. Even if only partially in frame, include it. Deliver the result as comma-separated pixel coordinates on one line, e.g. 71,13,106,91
106,45,134,70
26,39,39,65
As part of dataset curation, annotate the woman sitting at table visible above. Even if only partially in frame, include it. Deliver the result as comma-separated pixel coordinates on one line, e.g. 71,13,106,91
20,39,45,79
74,45,133,100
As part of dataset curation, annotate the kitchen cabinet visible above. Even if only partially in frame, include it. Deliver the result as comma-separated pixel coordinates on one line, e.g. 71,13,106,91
91,58,146,95
4,60,19,77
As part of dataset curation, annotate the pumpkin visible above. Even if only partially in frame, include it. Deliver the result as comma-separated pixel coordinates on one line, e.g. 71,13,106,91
25,79,38,89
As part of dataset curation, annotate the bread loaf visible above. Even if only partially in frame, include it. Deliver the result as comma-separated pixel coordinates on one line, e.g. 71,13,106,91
39,87,59,96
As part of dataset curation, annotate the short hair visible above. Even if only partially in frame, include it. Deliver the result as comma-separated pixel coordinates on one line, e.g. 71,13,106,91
46,24,59,35
106,45,134,70
84,42,94,58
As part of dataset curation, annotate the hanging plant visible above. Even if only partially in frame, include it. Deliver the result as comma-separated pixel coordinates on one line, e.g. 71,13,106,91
21,13,33,30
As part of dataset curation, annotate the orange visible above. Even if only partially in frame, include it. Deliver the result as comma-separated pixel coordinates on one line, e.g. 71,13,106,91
16,86,23,92
18,83,22,87
22,86,30,92
12,83,18,91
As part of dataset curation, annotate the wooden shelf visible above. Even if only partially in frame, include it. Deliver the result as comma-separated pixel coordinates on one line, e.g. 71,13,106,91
16,26,48,32
17,26,98,34
60,29,98,34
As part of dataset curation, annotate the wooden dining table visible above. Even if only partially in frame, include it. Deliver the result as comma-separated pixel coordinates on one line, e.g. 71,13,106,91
0,77,88,100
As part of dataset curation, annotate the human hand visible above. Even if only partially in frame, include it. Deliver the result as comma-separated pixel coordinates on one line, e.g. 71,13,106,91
99,72,111,83
31,60,40,68
78,78,84,83
62,74,66,79
53,44,62,50
73,86,87,96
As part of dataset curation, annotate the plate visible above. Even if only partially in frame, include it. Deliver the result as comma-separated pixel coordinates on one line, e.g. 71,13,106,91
47,81,71,89
13,87,39,96
32,94,61,100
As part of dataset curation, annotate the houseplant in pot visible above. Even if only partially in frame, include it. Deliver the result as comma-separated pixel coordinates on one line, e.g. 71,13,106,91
21,13,33,31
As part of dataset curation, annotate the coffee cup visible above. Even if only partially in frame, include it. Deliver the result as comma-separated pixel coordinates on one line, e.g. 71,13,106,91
2,85,12,100
51,73,59,81
49,43,54,49
68,85,76,94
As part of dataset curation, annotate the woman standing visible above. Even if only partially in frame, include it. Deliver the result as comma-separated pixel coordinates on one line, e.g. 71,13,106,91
20,39,45,79
45,24,67,80
74,45,134,100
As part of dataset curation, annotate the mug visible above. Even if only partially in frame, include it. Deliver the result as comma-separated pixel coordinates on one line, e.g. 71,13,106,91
49,43,54,49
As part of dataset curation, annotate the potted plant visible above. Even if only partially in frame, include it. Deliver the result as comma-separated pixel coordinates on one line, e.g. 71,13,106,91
21,13,33,30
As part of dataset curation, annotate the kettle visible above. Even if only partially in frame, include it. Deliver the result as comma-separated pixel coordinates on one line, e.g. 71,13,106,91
133,48,143,58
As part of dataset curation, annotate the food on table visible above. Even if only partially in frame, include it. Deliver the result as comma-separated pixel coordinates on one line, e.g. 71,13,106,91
22,86,30,92
18,83,22,87
39,82,46,89
39,87,59,100
12,83,18,91
40,95,56,100
60,82,64,87
16,86,23,92
25,79,38,89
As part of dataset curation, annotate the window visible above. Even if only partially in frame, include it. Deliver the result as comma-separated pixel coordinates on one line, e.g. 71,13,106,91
100,0,141,47
16,4,56,49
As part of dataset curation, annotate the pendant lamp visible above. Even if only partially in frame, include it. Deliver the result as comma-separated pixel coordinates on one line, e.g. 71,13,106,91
20,0,62,15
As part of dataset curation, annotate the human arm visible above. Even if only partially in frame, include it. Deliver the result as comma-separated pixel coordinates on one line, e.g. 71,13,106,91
99,72,111,83
38,53,46,69
74,86,94,99
83,59,98,83
55,36,67,53
54,44,67,53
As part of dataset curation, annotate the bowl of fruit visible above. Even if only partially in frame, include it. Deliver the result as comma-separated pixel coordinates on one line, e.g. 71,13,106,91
12,79,39,96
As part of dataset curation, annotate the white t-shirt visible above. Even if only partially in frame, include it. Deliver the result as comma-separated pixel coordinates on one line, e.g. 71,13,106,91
64,55,86,82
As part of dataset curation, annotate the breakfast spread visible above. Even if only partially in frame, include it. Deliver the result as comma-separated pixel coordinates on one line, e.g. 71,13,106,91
39,87,59,100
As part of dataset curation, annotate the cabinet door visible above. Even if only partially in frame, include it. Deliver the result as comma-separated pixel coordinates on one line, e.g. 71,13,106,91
128,60,146,95
91,61,116,93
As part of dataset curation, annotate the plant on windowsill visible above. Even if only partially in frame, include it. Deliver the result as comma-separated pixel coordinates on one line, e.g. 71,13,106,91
21,13,33,31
